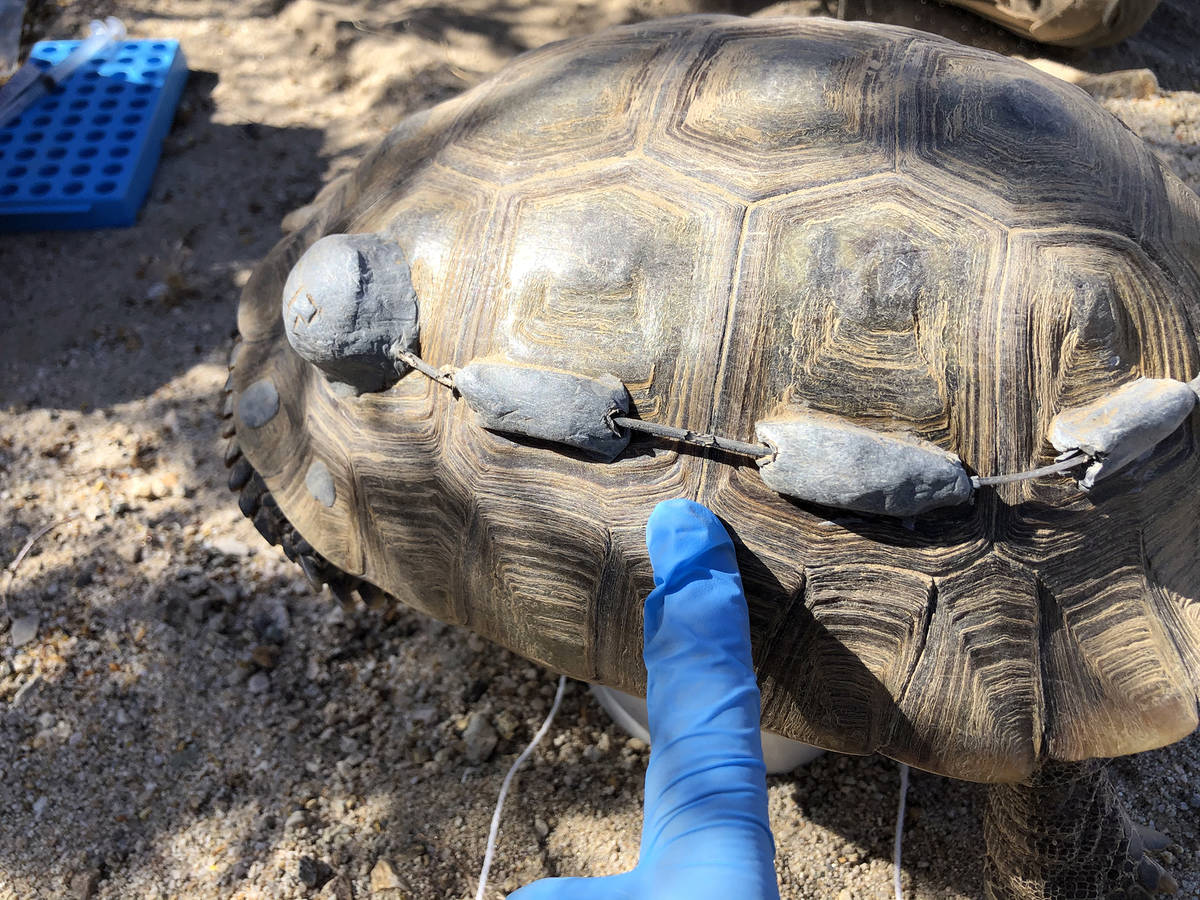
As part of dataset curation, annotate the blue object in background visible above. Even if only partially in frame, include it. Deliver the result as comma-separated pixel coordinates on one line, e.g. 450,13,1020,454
0,37,187,230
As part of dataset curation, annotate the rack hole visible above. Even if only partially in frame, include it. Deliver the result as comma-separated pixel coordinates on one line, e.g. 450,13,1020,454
63,181,84,195
0,184,16,196
63,114,82,126
15,148,35,160
47,147,67,160
37,164,60,177
116,129,136,141
33,115,52,127
78,147,98,159
30,182,50,196
102,163,123,175
109,146,130,158
85,130,105,142
55,131,75,143
96,181,116,194
24,132,44,144
5,165,27,177
70,163,91,176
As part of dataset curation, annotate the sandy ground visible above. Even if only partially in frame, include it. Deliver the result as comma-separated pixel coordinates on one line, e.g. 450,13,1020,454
2,1,1199,898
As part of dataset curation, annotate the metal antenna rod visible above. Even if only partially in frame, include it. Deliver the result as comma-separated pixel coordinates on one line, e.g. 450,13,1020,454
971,451,1089,488
610,415,772,459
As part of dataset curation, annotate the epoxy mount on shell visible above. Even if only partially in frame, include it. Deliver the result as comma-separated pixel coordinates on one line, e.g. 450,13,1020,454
1049,378,1198,488
755,414,974,517
282,233,420,394
454,360,632,461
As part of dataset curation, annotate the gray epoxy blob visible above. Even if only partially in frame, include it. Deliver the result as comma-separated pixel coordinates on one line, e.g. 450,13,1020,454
305,460,337,508
455,360,631,461
238,379,280,429
755,413,973,517
282,232,420,393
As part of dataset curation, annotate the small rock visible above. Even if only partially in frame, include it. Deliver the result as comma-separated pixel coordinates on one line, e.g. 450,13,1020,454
9,615,39,648
462,713,498,764
533,817,550,840
318,872,355,900
285,809,310,831
247,672,271,694
210,536,253,558
369,858,410,894
493,709,519,740
1187,793,1200,810
116,541,144,564
250,644,281,669
298,856,333,890
626,737,648,753
69,868,101,899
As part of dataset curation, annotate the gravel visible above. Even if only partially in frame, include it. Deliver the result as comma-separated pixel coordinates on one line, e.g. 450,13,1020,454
1,1,1198,898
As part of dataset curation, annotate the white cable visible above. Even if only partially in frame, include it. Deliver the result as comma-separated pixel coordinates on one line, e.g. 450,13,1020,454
476,674,568,900
893,763,910,900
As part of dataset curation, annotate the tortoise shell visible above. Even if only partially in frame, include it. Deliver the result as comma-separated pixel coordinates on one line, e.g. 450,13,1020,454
228,15,1200,783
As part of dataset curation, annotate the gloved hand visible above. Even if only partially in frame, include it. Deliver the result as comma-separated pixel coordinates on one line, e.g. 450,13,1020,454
510,498,780,900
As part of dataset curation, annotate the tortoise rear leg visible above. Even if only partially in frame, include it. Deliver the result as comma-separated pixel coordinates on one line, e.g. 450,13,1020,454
983,759,1177,899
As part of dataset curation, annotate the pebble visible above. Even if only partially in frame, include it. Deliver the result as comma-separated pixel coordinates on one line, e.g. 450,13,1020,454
285,809,309,831
209,535,254,558
494,708,519,740
298,856,333,890
369,857,411,893
69,868,101,899
9,614,39,648
462,712,498,764
247,672,271,694
533,817,550,840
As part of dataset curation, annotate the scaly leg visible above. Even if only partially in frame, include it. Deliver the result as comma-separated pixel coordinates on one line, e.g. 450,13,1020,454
983,759,1177,899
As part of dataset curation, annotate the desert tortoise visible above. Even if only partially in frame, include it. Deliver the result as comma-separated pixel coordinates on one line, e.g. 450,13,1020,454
221,16,1200,898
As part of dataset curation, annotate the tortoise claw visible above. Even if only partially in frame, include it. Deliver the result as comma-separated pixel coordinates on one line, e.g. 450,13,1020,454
1135,854,1177,895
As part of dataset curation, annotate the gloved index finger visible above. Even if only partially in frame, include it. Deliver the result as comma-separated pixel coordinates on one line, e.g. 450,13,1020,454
640,499,773,865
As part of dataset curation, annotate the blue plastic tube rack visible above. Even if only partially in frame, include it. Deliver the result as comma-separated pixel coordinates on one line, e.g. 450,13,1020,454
0,38,187,230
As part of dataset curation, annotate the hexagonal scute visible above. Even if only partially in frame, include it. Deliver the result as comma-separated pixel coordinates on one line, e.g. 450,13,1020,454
900,42,1163,235
476,162,745,428
440,31,675,184
645,18,910,201
718,179,1005,442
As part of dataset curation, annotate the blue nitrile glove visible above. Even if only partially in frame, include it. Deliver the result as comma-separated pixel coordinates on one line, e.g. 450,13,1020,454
510,498,780,900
